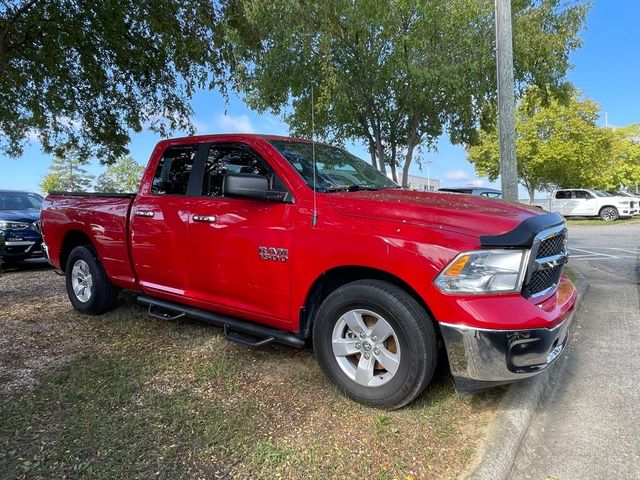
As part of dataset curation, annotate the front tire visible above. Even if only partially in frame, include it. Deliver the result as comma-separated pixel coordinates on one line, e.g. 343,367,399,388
65,245,118,315
312,280,438,410
599,206,619,221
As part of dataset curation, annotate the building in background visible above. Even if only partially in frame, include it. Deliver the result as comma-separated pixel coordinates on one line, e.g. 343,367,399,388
396,174,440,192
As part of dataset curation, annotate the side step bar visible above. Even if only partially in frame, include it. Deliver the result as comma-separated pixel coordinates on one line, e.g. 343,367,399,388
137,294,305,349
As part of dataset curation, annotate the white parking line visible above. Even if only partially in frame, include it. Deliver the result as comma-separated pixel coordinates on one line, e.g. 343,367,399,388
608,247,638,255
569,247,618,258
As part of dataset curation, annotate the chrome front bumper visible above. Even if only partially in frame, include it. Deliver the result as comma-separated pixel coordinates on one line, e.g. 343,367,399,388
440,312,573,394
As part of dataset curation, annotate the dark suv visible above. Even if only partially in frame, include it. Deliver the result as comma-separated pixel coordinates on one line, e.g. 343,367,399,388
0,190,45,265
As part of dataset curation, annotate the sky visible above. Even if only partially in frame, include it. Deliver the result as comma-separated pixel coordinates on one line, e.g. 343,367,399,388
1,0,639,196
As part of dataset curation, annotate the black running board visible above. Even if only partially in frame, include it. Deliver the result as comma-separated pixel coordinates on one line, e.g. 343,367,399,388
137,294,305,348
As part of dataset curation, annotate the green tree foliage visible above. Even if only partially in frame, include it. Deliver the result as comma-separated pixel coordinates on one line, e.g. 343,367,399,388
95,156,145,193
467,86,640,201
0,1,227,163
40,151,94,192
223,0,587,186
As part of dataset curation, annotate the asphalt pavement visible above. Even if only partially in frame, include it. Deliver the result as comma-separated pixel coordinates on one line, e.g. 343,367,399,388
510,223,640,479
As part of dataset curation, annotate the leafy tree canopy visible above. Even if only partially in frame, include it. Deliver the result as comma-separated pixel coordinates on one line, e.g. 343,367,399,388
467,85,640,201
95,155,145,193
223,0,588,185
39,149,94,192
1,0,227,163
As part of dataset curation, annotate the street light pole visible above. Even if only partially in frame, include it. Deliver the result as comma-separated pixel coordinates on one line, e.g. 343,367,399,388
495,0,519,202
425,159,434,191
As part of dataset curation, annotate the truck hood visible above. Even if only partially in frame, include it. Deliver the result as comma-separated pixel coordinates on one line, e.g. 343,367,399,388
0,208,41,224
328,189,542,238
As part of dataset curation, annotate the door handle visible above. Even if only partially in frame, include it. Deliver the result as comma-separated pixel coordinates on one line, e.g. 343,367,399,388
134,210,154,218
193,215,217,223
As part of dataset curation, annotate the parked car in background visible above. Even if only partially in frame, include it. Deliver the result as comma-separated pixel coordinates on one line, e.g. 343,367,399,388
0,190,45,265
41,133,577,409
535,189,637,221
437,187,502,199
607,191,640,215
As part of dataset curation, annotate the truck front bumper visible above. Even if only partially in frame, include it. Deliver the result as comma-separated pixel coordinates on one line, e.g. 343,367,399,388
440,308,574,394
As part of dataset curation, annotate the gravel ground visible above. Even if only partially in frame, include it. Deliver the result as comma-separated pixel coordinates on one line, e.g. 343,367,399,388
0,264,86,395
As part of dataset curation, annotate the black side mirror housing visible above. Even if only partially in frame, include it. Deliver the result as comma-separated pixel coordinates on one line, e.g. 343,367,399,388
223,173,290,202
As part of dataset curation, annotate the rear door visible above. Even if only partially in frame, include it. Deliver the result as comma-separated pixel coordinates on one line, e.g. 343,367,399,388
130,143,205,298
553,190,574,214
185,141,294,329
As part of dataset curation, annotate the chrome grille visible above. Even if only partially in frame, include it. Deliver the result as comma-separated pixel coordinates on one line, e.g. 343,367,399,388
536,233,565,259
527,265,563,296
523,226,568,297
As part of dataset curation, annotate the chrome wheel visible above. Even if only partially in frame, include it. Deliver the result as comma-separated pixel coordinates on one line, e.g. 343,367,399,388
600,207,618,221
331,309,401,387
71,259,93,303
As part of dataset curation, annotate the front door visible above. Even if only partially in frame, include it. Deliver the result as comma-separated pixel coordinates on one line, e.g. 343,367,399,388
572,190,597,215
186,142,293,330
130,143,203,299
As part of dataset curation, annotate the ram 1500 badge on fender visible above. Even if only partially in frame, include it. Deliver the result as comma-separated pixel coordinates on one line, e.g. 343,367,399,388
41,134,577,409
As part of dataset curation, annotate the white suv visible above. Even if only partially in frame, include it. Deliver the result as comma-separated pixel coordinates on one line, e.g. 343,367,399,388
544,189,637,221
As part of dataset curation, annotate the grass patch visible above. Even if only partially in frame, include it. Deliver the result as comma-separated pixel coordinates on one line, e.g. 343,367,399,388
566,217,640,226
0,270,501,479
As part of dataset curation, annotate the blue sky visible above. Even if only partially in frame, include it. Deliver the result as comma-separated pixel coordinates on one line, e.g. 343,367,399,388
2,0,638,194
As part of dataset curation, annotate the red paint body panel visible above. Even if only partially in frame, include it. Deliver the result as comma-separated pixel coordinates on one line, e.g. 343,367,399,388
41,134,577,335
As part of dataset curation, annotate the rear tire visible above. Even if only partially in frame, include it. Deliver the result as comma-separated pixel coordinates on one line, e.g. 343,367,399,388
599,206,619,221
65,245,118,315
312,280,438,410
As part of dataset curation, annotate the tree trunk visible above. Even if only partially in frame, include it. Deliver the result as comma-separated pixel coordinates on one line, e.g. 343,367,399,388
368,139,378,170
402,129,420,188
373,128,387,175
527,184,536,205
390,144,398,183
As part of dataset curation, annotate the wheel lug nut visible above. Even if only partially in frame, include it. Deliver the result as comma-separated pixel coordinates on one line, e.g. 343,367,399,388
371,335,378,342
364,353,370,359
359,332,365,339
355,343,361,349
374,348,380,355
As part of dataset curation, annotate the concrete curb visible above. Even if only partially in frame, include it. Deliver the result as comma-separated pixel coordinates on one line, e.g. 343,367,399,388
464,268,589,480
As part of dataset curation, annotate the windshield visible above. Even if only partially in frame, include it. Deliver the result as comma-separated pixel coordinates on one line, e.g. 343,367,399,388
269,140,398,192
0,192,43,210
594,190,611,197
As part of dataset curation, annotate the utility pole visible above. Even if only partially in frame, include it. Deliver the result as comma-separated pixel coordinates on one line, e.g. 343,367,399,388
495,0,519,202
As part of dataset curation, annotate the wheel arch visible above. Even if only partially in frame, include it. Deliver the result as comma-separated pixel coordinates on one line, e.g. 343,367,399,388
299,265,439,340
60,230,94,272
598,205,618,214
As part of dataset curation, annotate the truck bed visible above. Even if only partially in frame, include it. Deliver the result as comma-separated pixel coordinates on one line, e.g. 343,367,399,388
41,192,138,290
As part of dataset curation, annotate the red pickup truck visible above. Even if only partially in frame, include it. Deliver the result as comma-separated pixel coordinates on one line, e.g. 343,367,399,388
41,134,576,409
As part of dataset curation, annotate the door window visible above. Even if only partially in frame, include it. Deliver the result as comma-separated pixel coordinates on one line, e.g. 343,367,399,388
201,144,273,197
555,191,572,199
573,191,594,199
151,145,198,195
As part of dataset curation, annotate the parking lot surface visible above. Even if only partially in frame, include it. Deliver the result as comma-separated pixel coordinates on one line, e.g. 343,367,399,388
511,223,640,479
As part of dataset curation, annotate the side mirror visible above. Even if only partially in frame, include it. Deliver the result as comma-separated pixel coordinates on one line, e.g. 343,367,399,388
223,173,290,202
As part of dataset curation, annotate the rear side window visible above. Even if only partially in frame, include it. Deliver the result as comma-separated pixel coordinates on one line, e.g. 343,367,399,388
151,145,198,195
555,191,571,199
201,144,272,197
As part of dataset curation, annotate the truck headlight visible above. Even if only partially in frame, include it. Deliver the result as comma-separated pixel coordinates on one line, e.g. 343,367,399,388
0,220,31,231
434,249,528,294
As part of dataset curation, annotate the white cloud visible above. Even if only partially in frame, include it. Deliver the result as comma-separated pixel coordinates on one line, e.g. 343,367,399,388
215,113,254,133
468,178,485,187
443,169,471,181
